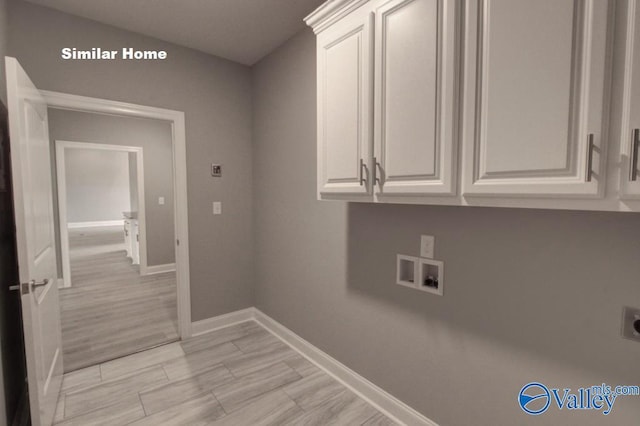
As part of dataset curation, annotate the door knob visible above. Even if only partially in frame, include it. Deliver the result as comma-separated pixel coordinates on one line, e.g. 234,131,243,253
9,279,49,295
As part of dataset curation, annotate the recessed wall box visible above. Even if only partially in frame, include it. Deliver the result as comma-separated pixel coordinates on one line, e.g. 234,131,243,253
396,255,418,289
418,258,444,296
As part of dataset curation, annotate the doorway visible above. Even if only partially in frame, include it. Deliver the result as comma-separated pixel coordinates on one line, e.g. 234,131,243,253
44,92,192,372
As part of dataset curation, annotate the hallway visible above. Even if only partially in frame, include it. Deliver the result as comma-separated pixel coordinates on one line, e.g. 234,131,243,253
60,226,178,372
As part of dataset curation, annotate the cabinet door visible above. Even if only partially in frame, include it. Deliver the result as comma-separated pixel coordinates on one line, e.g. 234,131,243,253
317,11,373,197
461,0,610,197
374,0,458,196
621,0,640,198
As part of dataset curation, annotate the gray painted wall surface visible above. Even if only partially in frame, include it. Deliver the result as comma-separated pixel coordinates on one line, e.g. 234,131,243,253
128,153,139,212
64,148,130,223
9,0,254,319
252,29,640,425
49,109,175,267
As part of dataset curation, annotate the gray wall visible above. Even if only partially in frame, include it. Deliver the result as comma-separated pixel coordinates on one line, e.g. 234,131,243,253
252,29,640,426
64,148,130,223
49,109,175,266
129,153,139,212
8,0,254,319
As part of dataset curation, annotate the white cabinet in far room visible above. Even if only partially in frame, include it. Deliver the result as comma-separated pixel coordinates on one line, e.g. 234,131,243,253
124,219,133,258
316,7,374,198
461,0,611,197
374,0,459,197
123,217,140,265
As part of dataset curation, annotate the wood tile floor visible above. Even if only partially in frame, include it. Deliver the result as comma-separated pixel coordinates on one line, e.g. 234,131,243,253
60,226,178,372
53,321,398,425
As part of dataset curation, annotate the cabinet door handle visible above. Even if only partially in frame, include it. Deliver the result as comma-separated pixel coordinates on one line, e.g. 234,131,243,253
359,158,366,186
586,134,595,182
630,129,639,182
373,157,381,185
372,156,377,185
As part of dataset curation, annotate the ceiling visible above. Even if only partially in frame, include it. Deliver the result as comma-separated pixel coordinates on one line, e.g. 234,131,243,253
23,0,325,65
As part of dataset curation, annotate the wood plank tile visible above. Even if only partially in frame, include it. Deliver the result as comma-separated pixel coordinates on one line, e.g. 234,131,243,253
129,393,225,426
222,342,298,377
61,365,101,393
213,362,302,413
282,370,346,411
231,328,283,353
53,395,65,424
211,390,302,426
362,412,399,426
181,322,260,355
56,321,391,426
99,342,184,381
284,355,320,377
162,342,241,381
64,366,168,418
139,364,234,415
61,226,178,372
283,389,379,425
55,398,145,426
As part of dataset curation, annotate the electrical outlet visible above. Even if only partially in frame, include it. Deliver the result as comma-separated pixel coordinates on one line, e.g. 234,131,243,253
158,197,165,205
621,306,640,342
420,235,435,258
213,201,222,215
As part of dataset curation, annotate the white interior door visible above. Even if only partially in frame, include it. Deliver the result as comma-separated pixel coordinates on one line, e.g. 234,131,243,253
6,56,63,426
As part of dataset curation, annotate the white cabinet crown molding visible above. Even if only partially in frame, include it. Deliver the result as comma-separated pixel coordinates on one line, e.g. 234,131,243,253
305,0,370,34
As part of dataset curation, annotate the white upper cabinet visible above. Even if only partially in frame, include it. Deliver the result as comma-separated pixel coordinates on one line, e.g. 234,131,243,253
461,0,610,197
316,9,374,197
306,0,633,211
620,0,640,198
374,0,459,196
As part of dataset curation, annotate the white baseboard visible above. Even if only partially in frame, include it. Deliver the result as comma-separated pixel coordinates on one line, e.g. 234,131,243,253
68,220,124,229
190,308,255,337
191,307,438,426
143,263,176,275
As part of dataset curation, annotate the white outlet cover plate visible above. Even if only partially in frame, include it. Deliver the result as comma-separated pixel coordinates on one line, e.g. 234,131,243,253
420,235,435,258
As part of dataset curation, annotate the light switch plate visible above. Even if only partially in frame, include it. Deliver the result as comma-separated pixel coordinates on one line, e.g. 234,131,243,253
158,197,165,205
420,235,435,258
213,201,222,215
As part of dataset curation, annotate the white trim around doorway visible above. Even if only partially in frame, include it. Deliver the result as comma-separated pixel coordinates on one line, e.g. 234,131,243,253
44,90,192,339
67,220,125,228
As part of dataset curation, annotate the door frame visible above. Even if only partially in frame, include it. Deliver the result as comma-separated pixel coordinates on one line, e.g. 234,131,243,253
55,141,148,287
43,90,192,338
